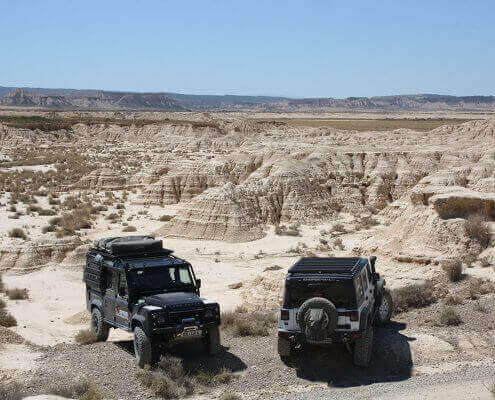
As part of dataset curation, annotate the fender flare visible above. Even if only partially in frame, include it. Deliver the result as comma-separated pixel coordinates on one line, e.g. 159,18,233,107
131,314,147,332
90,298,103,312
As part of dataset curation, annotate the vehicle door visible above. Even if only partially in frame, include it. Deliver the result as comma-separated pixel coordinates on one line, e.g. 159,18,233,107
103,269,117,324
115,271,131,329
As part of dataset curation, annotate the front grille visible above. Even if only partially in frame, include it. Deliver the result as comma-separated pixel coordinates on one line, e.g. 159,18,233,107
169,308,204,325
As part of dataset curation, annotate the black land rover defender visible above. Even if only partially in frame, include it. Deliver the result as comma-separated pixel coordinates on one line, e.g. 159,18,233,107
83,236,221,367
277,256,393,367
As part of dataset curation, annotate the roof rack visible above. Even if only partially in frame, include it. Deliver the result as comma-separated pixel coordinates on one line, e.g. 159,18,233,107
288,257,365,275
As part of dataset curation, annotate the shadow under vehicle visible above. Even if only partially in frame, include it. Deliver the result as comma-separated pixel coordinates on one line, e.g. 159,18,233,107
83,236,221,367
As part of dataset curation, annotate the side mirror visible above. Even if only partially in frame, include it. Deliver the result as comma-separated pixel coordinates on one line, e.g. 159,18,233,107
196,279,202,289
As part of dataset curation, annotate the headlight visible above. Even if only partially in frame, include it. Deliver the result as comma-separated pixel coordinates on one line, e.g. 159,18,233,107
152,311,168,325
204,305,219,319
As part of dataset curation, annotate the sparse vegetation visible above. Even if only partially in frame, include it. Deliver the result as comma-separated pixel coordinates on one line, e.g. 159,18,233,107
275,224,300,236
5,288,29,300
333,237,344,250
159,214,174,222
221,308,276,337
442,259,463,282
263,265,282,272
0,298,5,311
464,214,491,248
393,281,437,313
438,306,462,326
122,225,137,232
46,377,105,400
74,329,98,345
220,391,242,400
8,228,27,240
0,382,24,400
0,311,17,327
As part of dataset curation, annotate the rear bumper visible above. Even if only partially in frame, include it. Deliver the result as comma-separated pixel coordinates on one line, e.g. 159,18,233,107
278,328,363,344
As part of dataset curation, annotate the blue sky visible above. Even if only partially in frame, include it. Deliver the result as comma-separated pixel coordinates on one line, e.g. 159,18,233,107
1,1,494,98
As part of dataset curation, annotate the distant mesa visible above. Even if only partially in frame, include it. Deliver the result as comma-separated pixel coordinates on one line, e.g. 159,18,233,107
1,86,495,111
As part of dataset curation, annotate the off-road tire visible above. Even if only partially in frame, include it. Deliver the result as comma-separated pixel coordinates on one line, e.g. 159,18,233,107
90,307,110,342
375,290,393,325
278,337,292,357
205,326,221,355
134,326,158,368
353,326,374,367
297,297,337,334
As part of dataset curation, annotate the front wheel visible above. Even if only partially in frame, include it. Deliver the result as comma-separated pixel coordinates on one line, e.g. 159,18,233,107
90,308,110,342
205,326,222,355
375,290,394,325
134,326,158,368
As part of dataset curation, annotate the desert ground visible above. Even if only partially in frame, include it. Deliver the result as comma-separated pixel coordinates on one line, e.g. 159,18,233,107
0,110,494,399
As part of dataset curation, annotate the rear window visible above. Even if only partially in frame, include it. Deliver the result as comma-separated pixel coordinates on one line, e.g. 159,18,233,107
285,279,356,309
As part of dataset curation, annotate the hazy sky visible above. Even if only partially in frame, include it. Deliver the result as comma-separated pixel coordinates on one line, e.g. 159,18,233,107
1,1,494,98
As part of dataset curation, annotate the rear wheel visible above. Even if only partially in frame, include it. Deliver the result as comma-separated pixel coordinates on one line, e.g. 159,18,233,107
353,326,373,367
205,326,221,355
134,326,158,368
90,308,109,342
375,290,393,325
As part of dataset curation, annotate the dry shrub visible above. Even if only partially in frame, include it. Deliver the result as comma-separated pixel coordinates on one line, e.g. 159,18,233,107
332,223,346,233
0,382,24,400
136,356,196,398
0,273,4,293
0,299,5,311
6,288,29,300
42,225,56,233
221,392,241,400
38,208,57,216
444,293,464,305
438,307,462,326
474,302,488,313
275,224,300,237
221,309,276,337
75,329,98,345
0,311,17,327
8,228,27,240
159,214,174,222
46,377,105,400
464,214,491,248
464,278,495,300
194,367,234,386
393,281,437,313
55,209,93,236
123,225,137,232
106,213,120,221
479,257,491,268
442,260,463,282
359,216,379,229
263,265,282,272
333,238,344,250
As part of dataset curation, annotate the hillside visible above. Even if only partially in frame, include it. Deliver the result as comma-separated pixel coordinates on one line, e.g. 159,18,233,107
1,86,494,111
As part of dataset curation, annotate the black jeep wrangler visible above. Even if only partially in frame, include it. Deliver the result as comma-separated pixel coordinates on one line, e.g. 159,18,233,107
83,236,221,366
277,256,393,367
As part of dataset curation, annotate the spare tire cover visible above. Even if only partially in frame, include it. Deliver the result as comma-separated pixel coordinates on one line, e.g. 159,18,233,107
298,297,337,342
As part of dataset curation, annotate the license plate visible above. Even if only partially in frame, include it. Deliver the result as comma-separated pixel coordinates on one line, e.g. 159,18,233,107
178,327,202,338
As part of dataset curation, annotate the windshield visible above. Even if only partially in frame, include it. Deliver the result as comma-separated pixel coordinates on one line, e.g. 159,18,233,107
128,265,194,293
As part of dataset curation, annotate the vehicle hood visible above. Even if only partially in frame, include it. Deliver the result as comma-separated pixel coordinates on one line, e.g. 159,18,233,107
144,292,204,310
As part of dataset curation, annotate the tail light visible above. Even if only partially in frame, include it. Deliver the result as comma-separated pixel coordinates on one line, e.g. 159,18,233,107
349,312,359,321
280,309,290,321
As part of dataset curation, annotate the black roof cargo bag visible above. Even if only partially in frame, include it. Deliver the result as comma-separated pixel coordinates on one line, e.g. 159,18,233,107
95,236,164,256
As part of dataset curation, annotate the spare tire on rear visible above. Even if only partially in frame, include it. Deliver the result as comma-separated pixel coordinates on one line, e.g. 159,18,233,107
298,297,337,343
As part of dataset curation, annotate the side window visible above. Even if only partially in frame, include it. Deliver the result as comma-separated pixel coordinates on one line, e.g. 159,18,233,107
118,272,128,298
